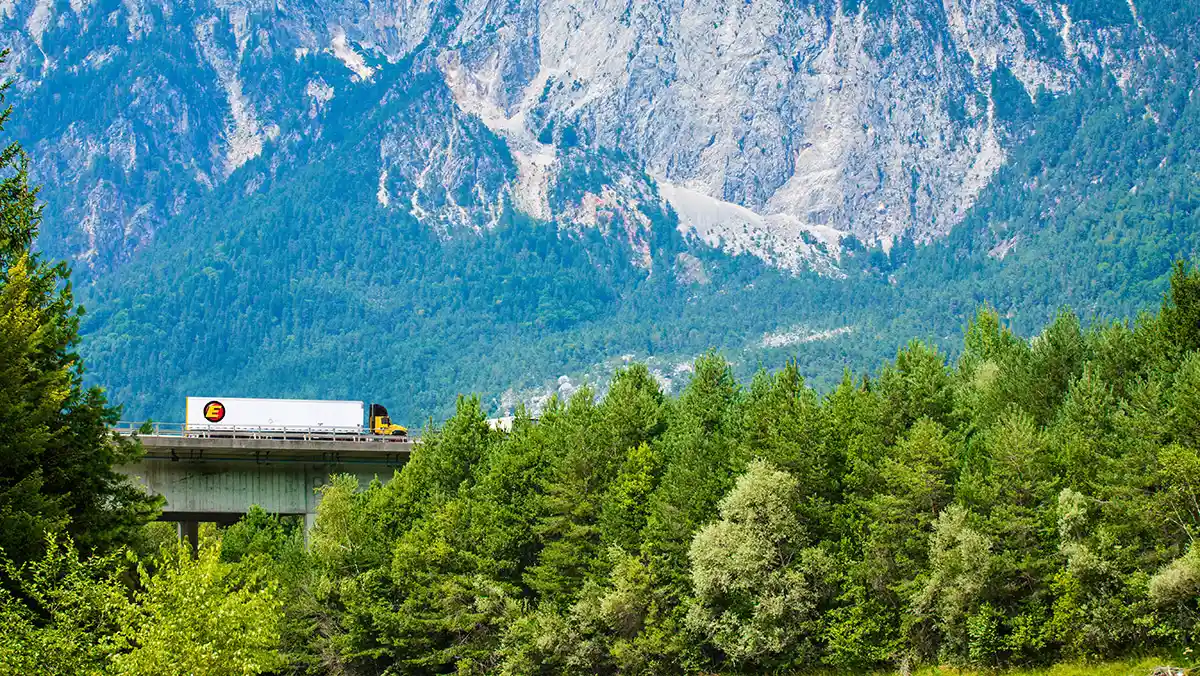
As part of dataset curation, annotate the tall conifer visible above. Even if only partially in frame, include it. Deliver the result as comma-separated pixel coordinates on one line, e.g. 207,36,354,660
0,67,157,567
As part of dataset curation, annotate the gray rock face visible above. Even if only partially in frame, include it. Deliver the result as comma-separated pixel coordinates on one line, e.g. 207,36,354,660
0,0,1156,271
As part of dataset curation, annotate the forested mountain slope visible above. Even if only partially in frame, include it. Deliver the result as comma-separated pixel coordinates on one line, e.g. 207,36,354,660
0,0,1195,421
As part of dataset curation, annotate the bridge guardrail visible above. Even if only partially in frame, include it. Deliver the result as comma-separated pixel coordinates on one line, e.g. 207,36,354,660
114,421,411,443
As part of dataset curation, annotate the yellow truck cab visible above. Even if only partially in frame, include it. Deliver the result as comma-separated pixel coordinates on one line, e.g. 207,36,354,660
369,403,408,440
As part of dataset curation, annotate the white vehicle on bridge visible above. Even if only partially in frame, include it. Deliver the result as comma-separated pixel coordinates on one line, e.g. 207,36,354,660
184,397,408,440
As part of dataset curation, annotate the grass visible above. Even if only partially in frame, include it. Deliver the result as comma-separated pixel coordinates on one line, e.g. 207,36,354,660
907,657,1194,676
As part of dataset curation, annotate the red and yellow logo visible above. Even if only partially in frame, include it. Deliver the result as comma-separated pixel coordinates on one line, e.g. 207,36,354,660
203,400,226,423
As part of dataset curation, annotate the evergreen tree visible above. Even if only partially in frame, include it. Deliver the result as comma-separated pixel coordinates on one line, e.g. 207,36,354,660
599,442,664,552
525,387,616,605
740,362,837,535
1023,311,1089,426
0,70,157,568
877,341,956,442
1159,260,1200,359
643,352,745,576
596,365,669,551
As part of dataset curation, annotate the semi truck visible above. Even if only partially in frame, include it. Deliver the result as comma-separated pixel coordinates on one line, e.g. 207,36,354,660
184,397,408,440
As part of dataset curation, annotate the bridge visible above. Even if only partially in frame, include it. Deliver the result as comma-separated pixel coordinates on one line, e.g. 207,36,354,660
114,423,413,547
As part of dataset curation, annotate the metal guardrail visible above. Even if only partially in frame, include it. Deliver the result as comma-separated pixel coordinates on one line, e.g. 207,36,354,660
114,421,410,443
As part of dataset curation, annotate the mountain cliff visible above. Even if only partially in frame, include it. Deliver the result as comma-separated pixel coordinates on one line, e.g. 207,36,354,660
1,0,1164,270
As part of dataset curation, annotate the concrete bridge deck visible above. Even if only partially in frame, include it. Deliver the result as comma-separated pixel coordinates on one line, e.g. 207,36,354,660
136,434,414,464
116,428,414,545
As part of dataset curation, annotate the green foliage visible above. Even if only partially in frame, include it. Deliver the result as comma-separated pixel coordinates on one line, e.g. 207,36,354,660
599,442,663,550
685,460,835,669
1147,549,1200,652
219,505,302,565
0,529,289,675
174,265,1191,673
643,352,746,576
0,536,128,675
110,532,286,676
915,505,993,663
525,388,617,605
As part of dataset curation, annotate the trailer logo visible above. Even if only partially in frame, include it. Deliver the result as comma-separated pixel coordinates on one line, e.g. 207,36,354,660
203,400,226,423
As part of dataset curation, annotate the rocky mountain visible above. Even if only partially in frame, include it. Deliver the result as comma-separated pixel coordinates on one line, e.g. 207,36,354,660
1,0,1196,421
0,0,1164,272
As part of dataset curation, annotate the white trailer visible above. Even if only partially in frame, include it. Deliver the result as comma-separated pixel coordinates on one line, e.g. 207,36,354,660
185,397,365,434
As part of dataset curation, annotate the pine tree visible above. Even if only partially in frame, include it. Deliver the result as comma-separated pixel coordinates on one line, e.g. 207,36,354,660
1159,260,1200,359
877,341,956,442
0,69,158,567
740,362,837,535
1024,311,1089,426
596,365,669,551
599,442,664,552
525,387,615,605
642,352,745,576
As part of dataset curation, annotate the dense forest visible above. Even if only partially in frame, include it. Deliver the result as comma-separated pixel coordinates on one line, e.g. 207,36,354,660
10,270,1200,673
7,139,1200,670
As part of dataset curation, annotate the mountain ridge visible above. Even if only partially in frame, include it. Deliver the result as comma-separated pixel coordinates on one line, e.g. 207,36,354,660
1,0,1167,272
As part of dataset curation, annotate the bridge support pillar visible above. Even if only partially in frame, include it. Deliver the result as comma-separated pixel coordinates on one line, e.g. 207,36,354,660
304,513,317,545
178,520,199,554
